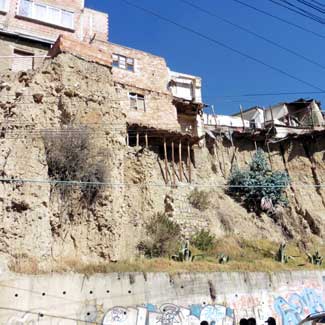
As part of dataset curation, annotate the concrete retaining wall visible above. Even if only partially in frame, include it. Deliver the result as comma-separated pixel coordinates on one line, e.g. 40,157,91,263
0,270,324,324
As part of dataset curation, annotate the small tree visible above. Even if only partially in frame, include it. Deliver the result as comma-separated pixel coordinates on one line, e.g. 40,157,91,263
191,229,216,251
227,150,289,212
42,125,107,205
138,213,181,258
188,188,210,211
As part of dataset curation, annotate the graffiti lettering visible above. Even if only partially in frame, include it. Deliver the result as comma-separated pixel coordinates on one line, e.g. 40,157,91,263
101,303,235,325
274,288,325,325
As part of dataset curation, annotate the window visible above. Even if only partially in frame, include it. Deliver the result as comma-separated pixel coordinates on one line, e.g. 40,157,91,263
0,0,7,12
129,93,145,111
12,49,34,72
18,0,74,29
112,54,134,72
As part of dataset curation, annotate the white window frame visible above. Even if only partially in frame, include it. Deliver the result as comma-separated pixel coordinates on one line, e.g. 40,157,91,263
17,0,74,30
112,53,135,72
0,0,9,13
128,93,145,111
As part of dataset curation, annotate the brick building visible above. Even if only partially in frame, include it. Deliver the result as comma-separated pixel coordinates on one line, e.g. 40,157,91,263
0,0,108,71
3,1,204,184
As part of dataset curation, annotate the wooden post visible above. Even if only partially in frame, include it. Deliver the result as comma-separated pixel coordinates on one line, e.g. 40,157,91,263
263,106,266,128
267,141,273,169
145,132,148,148
171,141,176,186
240,105,245,131
254,140,257,151
187,142,192,183
179,140,183,182
164,137,168,184
310,106,315,129
136,132,139,147
126,133,129,146
270,107,274,126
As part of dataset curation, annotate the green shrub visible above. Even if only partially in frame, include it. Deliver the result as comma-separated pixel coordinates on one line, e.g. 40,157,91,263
42,125,106,205
188,188,210,211
191,229,216,251
227,149,289,212
138,213,181,258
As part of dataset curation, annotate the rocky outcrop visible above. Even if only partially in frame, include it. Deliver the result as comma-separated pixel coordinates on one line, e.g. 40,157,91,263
0,53,324,269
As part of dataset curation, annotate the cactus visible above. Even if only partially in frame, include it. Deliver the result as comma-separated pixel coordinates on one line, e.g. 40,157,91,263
307,250,323,266
217,253,230,264
276,243,289,263
171,240,202,262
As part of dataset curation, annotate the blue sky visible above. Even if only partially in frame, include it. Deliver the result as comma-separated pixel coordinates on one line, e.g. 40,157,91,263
85,0,325,115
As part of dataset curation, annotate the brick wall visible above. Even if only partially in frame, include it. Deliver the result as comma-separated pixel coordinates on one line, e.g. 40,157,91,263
0,0,108,43
49,35,192,133
105,42,171,94
0,34,49,71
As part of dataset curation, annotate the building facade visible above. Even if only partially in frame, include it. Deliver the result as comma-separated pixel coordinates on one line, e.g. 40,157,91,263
0,0,108,71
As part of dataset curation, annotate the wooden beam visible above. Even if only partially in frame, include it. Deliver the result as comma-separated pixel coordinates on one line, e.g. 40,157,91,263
145,132,148,148
187,142,192,183
213,142,217,158
240,105,245,131
164,137,168,184
136,132,139,147
270,107,274,125
179,140,183,182
171,141,176,186
266,141,273,169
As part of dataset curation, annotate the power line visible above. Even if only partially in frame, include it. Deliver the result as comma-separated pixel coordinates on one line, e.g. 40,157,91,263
178,0,325,71
0,177,323,188
310,0,325,8
295,0,325,13
268,0,325,24
230,0,325,39
0,306,103,324
118,0,324,91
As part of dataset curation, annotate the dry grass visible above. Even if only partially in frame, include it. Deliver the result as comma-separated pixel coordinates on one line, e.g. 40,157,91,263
9,238,325,275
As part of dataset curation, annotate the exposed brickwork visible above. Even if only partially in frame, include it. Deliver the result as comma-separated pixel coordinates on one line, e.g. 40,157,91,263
49,34,112,67
0,0,108,71
49,35,197,134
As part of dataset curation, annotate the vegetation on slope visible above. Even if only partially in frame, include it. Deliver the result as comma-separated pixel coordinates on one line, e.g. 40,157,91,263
9,236,325,275
227,150,290,213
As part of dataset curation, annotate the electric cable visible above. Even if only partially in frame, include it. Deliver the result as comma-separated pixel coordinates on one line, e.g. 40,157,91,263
268,0,325,24
178,0,325,70
230,0,325,39
118,0,324,91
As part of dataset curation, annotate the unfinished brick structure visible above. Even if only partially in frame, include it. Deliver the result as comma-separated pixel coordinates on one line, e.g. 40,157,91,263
0,0,108,71
2,1,204,185
49,34,204,184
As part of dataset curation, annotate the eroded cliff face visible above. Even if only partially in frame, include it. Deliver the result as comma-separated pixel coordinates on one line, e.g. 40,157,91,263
0,54,324,269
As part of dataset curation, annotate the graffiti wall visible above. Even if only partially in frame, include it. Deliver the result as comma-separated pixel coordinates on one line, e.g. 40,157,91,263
0,271,324,325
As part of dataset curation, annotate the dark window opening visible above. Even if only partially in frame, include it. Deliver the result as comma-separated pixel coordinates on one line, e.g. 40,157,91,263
200,322,209,325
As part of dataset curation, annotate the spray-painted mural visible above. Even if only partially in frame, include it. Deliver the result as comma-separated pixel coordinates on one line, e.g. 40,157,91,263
274,288,325,325
102,303,235,325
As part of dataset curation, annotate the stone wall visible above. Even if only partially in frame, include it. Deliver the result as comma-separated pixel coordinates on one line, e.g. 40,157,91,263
0,270,323,324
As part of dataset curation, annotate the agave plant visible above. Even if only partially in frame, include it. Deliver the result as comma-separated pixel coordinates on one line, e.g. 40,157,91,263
307,250,323,266
171,240,202,262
